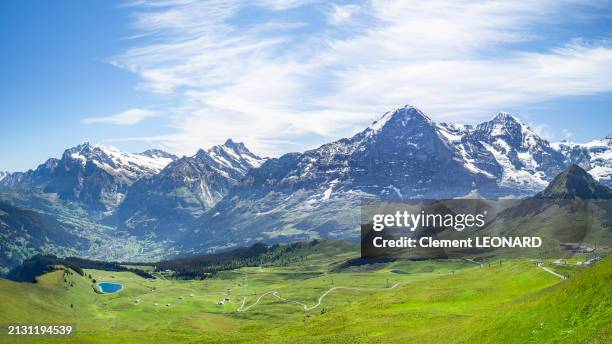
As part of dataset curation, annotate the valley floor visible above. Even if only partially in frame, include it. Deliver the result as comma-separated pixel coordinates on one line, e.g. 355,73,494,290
0,257,609,343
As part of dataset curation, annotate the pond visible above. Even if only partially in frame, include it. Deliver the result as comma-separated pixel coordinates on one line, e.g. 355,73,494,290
389,269,408,274
96,282,124,294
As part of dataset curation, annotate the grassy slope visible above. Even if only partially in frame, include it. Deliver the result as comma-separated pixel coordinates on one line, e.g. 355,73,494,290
0,257,608,343
251,259,609,344
465,258,611,343
238,259,561,343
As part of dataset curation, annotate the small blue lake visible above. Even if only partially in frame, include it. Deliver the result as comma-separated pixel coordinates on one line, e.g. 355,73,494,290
97,282,124,294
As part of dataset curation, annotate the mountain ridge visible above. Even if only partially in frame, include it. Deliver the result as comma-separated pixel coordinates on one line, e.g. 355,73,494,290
178,106,611,252
0,105,611,261
115,139,266,238
0,143,178,213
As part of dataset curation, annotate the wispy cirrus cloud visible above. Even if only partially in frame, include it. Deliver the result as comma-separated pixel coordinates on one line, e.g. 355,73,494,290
328,4,361,24
82,108,159,125
105,0,612,157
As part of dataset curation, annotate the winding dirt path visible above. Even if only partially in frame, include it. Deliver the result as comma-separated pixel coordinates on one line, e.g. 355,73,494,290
236,282,402,312
538,263,566,280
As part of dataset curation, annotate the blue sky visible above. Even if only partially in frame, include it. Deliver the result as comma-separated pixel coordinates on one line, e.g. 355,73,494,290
1,0,611,172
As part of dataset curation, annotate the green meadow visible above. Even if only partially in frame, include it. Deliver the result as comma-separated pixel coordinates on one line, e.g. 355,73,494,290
0,252,609,343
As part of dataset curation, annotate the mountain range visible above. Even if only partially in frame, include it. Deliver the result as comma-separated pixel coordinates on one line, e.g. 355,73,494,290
0,143,177,215
177,107,611,251
115,139,265,238
0,105,610,266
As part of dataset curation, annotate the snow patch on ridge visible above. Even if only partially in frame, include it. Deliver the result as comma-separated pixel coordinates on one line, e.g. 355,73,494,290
553,137,612,184
481,141,547,189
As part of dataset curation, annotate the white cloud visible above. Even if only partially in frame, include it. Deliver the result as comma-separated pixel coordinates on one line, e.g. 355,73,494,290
528,122,553,140
82,108,159,125
109,0,612,157
328,4,361,24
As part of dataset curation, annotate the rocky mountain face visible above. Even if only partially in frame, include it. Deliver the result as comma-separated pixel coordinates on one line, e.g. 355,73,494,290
178,106,611,252
116,139,265,238
0,143,177,214
437,112,567,195
239,106,486,199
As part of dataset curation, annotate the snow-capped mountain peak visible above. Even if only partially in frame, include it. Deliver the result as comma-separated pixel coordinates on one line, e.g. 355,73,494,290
63,143,176,181
207,139,266,171
0,143,179,213
367,105,431,133
221,138,250,154
448,112,563,191
116,139,266,237
492,111,518,122
477,112,526,139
